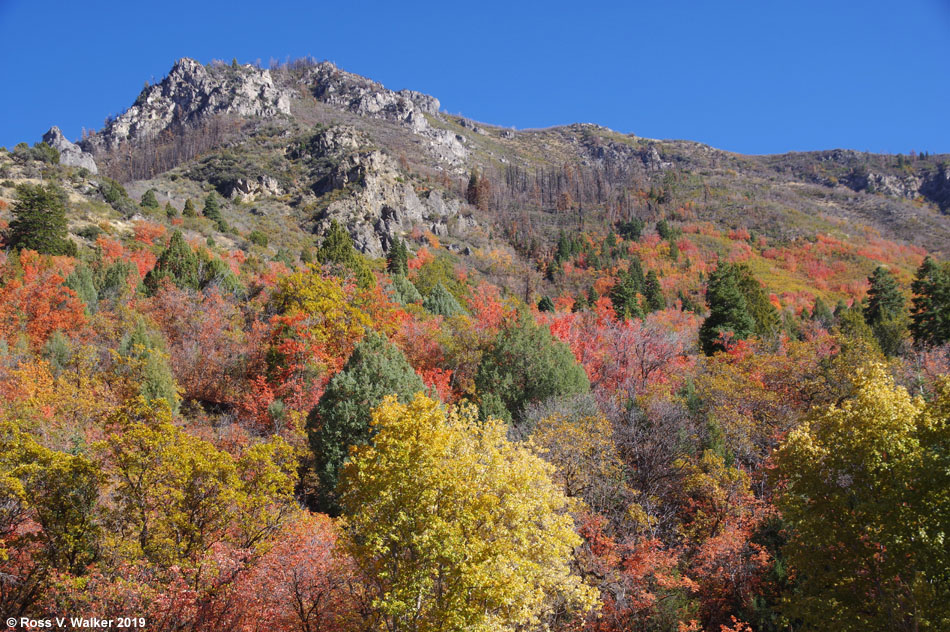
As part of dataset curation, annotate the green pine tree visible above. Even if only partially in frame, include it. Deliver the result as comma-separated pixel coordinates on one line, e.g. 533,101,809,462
910,257,950,348
143,230,199,294
423,283,466,317
644,270,665,312
537,295,555,312
202,192,222,222
307,331,425,514
864,265,907,356
386,238,409,276
699,262,756,355
182,198,197,218
140,189,159,208
610,258,646,320
8,183,76,256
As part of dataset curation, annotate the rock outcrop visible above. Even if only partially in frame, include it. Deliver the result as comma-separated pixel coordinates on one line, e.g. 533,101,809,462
300,62,468,167
42,127,98,174
81,58,292,154
308,126,467,256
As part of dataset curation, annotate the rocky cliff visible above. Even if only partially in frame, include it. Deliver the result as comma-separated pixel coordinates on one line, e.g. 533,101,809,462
80,58,293,153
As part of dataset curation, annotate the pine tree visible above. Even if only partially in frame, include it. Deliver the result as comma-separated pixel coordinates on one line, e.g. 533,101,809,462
537,295,555,312
202,192,222,222
811,296,834,328
386,238,409,276
317,220,374,288
910,257,950,347
423,283,466,317
610,258,646,320
736,264,780,339
8,183,76,256
182,198,197,218
466,171,479,206
643,270,665,312
864,266,907,355
140,189,159,208
699,262,756,355
164,202,178,219
144,230,199,293
307,332,425,514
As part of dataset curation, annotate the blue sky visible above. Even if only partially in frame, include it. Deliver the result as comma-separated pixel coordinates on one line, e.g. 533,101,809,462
2,0,949,155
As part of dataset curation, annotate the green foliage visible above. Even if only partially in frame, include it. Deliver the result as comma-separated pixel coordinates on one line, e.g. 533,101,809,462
182,198,197,218
610,258,646,320
202,192,222,222
140,188,158,209
810,295,834,328
42,330,72,375
65,263,98,314
538,295,555,312
864,266,907,356
423,282,467,317
616,218,645,241
316,220,374,288
8,183,77,256
307,331,425,514
475,313,590,424
910,256,950,347
144,230,199,293
699,262,756,355
247,230,269,248
118,317,180,413
643,269,665,312
736,264,780,339
98,178,136,217
386,237,410,276
12,142,60,164
389,274,422,305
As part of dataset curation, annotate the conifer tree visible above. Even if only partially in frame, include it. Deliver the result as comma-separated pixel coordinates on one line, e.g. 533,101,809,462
386,238,409,276
699,262,756,355
864,266,907,356
202,192,222,222
810,296,834,328
140,189,159,208
610,258,646,320
182,198,197,217
307,332,425,514
644,270,665,312
317,220,374,288
144,230,199,293
422,283,466,317
537,295,555,312
8,183,76,256
910,256,950,347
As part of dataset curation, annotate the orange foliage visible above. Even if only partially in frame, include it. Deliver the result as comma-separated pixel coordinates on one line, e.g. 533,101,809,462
133,221,167,246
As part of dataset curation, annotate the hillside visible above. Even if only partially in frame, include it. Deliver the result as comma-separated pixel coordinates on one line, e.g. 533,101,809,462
1,57,949,632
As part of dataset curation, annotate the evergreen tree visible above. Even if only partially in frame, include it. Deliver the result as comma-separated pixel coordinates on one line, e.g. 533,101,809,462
466,170,479,206
643,270,665,312
537,295,555,312
164,202,178,219
910,256,950,347
864,266,907,356
307,331,425,514
422,283,466,317
475,313,590,425
202,192,222,222
389,274,422,305
8,183,76,256
668,238,680,262
386,238,409,276
65,264,98,315
699,262,756,355
118,317,179,413
810,296,834,328
143,230,199,294
140,189,159,208
182,198,197,218
736,264,780,339
610,258,646,320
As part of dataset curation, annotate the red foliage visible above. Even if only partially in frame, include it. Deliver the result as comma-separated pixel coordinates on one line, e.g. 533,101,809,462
0,250,86,348
133,221,167,246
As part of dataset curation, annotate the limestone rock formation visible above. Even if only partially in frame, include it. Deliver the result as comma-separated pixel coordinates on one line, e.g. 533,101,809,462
81,58,292,153
42,126,98,174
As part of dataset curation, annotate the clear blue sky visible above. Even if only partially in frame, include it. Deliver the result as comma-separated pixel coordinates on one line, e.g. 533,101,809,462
2,0,949,155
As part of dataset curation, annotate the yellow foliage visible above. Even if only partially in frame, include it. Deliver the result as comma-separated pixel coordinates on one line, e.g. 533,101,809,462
340,393,598,632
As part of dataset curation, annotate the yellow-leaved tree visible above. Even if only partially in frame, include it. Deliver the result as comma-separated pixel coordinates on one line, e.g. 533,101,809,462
773,363,950,632
339,393,598,632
